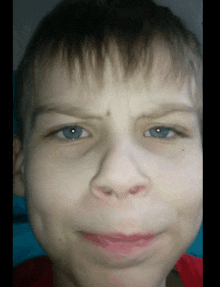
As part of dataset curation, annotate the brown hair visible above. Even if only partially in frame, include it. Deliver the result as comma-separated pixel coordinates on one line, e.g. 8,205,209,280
15,0,203,143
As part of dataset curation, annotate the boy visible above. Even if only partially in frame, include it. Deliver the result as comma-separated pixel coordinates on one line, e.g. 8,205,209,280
13,0,203,286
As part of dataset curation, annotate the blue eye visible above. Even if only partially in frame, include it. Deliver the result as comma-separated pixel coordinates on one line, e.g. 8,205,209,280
144,127,177,138
56,126,90,140
53,125,182,141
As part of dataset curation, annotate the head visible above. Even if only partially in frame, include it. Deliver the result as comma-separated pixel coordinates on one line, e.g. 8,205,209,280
13,0,203,286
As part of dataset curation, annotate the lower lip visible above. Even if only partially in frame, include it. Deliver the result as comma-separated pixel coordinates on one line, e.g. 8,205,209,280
81,232,156,256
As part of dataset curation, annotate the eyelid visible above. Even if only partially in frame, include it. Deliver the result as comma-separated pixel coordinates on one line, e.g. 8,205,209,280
44,123,188,142
45,124,90,138
57,126,90,140
143,125,188,139
144,127,175,138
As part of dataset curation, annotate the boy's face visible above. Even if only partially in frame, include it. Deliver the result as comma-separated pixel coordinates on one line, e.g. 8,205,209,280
18,49,202,286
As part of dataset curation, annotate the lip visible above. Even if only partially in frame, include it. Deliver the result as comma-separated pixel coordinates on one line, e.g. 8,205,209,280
82,232,155,242
81,232,156,256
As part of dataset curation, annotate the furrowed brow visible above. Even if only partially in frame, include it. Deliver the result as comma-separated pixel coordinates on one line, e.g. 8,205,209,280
139,103,196,119
33,105,102,119
31,104,103,129
31,102,196,128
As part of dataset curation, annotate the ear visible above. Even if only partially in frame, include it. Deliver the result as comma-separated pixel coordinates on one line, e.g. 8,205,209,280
13,135,25,197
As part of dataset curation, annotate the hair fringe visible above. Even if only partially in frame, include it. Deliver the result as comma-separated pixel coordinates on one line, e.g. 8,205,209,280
15,0,202,142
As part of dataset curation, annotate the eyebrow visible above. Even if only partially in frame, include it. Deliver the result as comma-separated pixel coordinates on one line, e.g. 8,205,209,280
32,102,196,127
32,105,103,127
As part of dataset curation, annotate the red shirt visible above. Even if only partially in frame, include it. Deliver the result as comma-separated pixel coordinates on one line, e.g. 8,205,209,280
13,253,203,287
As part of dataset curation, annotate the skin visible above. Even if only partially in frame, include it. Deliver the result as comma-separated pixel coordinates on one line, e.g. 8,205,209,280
13,45,203,287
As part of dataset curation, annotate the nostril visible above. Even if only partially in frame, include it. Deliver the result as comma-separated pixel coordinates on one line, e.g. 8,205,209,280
98,187,113,195
92,184,148,199
129,185,146,194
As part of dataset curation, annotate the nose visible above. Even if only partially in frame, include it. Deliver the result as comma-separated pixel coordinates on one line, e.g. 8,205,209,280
90,144,151,200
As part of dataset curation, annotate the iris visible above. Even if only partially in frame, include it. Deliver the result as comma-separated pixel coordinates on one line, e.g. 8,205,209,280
57,126,85,140
55,125,178,141
146,127,175,138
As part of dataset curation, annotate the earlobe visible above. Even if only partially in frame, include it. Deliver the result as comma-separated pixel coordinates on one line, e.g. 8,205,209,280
13,136,25,197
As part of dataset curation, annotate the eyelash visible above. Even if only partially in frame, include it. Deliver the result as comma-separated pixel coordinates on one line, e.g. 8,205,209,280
46,124,187,141
144,126,186,139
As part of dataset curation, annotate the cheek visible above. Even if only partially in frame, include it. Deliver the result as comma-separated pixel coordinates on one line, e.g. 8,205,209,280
26,148,70,215
151,151,203,244
25,154,84,254
25,144,94,222
157,168,203,214
152,148,203,225
140,140,189,163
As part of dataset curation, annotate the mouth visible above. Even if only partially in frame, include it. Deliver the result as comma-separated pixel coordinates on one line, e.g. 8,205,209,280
82,232,155,241
81,232,156,256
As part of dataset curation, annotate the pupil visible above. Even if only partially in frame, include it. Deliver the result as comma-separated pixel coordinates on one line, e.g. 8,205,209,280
63,126,82,139
149,127,170,138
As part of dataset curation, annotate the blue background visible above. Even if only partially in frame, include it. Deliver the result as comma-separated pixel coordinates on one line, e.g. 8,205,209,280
13,71,203,268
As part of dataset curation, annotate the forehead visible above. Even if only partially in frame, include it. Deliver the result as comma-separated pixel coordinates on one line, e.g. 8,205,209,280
35,46,195,115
